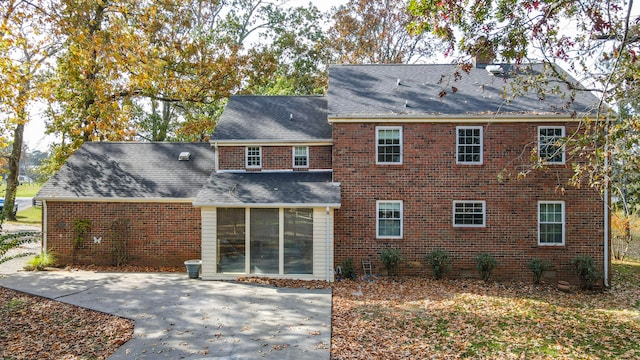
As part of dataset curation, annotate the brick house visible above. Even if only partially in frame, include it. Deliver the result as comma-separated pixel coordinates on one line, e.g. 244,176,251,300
37,63,609,284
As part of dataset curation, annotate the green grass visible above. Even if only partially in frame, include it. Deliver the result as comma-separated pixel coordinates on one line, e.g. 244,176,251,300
0,183,42,198
7,206,42,225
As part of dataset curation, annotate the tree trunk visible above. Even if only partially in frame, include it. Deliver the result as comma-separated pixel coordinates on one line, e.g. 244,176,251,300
4,122,24,221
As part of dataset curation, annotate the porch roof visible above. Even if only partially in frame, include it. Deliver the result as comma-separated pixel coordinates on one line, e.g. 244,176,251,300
193,171,341,207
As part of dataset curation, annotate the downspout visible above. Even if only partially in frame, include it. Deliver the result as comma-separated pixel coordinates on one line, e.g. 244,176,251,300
42,200,47,254
604,150,610,287
326,206,330,282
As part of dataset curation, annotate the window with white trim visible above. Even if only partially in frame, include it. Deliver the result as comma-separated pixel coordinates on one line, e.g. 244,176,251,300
246,146,261,168
538,201,565,245
376,126,402,164
456,126,483,164
538,127,565,164
453,201,486,227
293,146,309,168
376,200,403,238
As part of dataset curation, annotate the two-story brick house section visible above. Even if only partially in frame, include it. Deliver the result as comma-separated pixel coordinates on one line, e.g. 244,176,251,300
328,63,608,284
194,95,341,281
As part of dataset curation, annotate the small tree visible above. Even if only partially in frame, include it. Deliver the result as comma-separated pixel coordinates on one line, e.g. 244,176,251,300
426,249,452,280
572,255,601,290
340,257,356,280
379,248,404,276
476,253,498,282
527,258,554,284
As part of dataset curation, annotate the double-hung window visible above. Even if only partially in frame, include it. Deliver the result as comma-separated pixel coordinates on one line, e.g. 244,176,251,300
538,127,565,164
293,146,309,168
456,126,483,164
453,201,486,227
246,146,261,168
538,201,565,245
376,126,402,164
376,200,403,238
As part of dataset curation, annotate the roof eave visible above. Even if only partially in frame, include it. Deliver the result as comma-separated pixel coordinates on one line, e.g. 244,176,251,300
36,196,195,203
211,139,333,146
327,114,595,123
193,202,341,208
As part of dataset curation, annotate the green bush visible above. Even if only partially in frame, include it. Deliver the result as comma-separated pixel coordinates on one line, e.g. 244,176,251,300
380,248,404,276
572,255,601,289
24,251,56,271
527,258,554,284
426,249,452,280
476,253,498,281
340,257,356,280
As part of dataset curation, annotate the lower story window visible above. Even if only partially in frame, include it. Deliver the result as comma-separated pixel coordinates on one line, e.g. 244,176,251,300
453,201,486,227
216,208,314,274
377,200,402,238
538,201,565,245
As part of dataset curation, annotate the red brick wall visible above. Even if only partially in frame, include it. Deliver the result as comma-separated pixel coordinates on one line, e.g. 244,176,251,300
45,201,201,267
332,122,606,283
218,145,332,170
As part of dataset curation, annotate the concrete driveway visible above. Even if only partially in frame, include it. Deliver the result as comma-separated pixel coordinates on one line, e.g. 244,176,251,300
0,271,331,359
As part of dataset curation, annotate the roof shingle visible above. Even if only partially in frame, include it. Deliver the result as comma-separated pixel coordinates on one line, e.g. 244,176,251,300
328,63,599,117
212,95,330,141
194,172,340,207
37,142,215,200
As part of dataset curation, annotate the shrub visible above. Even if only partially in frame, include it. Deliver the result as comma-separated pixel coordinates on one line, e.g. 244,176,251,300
24,251,56,271
527,258,554,284
340,257,356,280
426,249,452,280
476,253,498,281
572,255,601,289
380,248,404,276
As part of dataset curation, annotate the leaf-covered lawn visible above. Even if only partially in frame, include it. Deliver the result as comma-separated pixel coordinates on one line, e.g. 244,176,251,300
0,287,134,360
332,260,640,359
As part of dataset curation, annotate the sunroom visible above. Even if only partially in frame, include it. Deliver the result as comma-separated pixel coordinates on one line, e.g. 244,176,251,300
194,171,341,281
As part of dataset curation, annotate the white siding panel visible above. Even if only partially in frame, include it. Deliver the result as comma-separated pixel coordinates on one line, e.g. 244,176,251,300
201,208,217,280
313,207,334,281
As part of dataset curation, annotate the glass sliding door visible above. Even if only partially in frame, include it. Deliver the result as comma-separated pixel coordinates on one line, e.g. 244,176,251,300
217,208,246,273
250,208,279,274
284,208,313,274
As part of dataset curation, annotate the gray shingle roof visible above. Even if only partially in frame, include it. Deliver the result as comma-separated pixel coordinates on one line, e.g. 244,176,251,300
194,172,340,207
328,64,600,117
37,142,215,200
212,96,330,141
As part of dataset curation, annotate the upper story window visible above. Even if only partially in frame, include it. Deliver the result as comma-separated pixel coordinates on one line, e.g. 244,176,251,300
453,201,486,227
376,126,402,164
456,126,483,164
246,146,261,168
293,146,309,168
538,126,565,164
376,200,403,238
538,201,565,246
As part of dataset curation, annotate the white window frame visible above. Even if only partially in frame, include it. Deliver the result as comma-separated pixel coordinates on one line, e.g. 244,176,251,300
538,201,565,246
376,126,403,165
246,146,262,168
452,201,486,227
292,146,309,168
376,200,403,239
538,126,565,164
456,126,483,165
